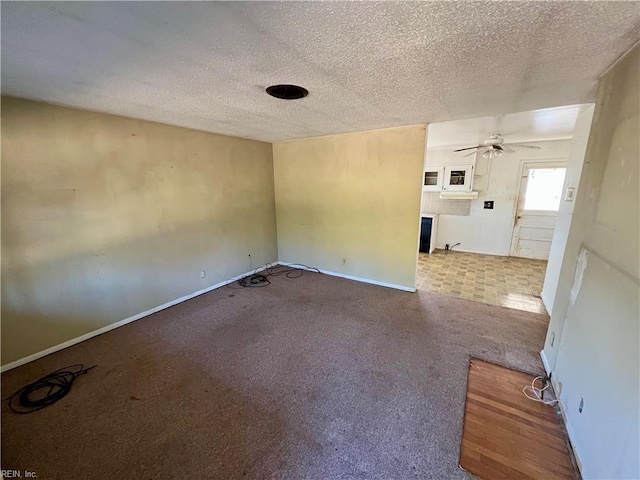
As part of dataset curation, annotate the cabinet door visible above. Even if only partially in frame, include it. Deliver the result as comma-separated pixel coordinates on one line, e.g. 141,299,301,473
443,165,474,192
423,166,444,191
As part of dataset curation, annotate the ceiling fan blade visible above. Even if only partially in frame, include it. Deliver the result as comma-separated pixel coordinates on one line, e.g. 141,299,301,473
453,146,483,152
505,143,542,149
463,150,477,157
503,147,516,153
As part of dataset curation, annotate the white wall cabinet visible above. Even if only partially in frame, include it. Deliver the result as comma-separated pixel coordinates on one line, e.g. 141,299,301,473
442,164,474,192
422,163,475,192
423,166,444,191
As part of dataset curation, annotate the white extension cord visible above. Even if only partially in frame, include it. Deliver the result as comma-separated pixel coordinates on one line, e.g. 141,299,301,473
523,376,564,411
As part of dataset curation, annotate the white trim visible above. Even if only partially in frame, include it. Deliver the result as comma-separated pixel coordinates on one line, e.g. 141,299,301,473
598,41,639,79
545,364,584,475
540,349,552,376
275,123,427,144
278,261,416,293
2,262,416,372
561,412,584,475
540,290,553,316
0,265,271,372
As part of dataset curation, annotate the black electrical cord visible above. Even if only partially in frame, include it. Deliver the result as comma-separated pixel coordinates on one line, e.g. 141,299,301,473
264,263,320,278
238,273,271,287
2,364,96,414
229,262,321,289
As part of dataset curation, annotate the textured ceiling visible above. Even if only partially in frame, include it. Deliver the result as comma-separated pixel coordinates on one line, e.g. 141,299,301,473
2,2,639,143
427,104,589,149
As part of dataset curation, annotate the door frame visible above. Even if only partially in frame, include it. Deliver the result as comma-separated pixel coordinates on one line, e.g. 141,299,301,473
509,159,568,257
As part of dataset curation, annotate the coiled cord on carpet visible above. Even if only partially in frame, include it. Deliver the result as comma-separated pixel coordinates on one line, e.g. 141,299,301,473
230,262,321,288
2,364,96,414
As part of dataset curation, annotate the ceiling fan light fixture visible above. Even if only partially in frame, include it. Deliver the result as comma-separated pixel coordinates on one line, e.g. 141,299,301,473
482,148,504,160
455,134,539,158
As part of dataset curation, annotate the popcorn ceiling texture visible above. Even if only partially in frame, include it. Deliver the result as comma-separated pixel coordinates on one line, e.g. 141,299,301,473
1,2,638,142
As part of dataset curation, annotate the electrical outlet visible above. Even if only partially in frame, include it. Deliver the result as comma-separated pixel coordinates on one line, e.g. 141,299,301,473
200,270,206,278
579,397,584,413
445,243,450,250
483,200,494,209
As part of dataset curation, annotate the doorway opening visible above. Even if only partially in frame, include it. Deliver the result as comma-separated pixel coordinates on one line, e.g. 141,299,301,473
414,104,593,315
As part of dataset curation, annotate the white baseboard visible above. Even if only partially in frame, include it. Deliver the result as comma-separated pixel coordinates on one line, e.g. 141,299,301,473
540,291,554,315
2,262,415,372
540,349,552,376
0,262,416,372
0,265,272,373
278,261,416,292
545,364,584,476
561,413,584,475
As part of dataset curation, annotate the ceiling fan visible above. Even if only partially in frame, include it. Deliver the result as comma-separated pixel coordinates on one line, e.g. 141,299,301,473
453,134,541,159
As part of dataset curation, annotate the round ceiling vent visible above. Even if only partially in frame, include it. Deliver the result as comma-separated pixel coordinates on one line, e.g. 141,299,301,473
266,84,309,100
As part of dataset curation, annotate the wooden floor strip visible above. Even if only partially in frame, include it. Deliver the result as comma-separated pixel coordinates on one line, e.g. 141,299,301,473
459,358,579,480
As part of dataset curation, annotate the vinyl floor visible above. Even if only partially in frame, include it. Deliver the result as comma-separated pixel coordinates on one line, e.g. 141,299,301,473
417,250,548,314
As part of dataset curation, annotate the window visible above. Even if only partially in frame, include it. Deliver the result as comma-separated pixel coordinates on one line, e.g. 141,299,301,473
423,166,444,191
424,171,439,186
523,168,567,211
443,165,473,191
449,170,467,185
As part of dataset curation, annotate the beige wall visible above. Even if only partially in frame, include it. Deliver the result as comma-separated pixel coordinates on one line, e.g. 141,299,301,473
1,97,278,365
273,125,426,289
542,45,639,478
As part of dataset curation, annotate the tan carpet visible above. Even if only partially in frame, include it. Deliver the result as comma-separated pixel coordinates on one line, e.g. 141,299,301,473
1,271,549,479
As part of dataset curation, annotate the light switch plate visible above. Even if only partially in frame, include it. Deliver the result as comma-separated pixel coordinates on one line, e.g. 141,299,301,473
565,187,575,201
